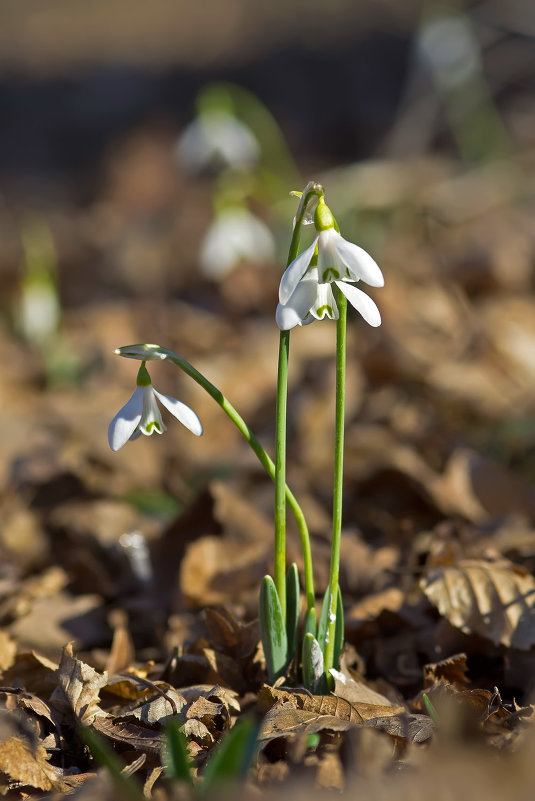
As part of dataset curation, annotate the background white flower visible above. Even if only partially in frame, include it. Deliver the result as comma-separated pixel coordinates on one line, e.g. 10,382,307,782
200,208,275,279
176,110,260,172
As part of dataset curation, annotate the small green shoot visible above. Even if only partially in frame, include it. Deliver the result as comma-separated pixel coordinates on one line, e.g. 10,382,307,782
423,692,441,727
80,725,144,801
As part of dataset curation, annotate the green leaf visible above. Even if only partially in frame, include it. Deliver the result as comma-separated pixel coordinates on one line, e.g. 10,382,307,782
286,563,300,663
333,584,344,670
303,606,317,639
259,575,288,683
80,726,144,801
423,693,441,727
202,716,259,795
161,719,193,786
317,586,331,651
302,633,324,693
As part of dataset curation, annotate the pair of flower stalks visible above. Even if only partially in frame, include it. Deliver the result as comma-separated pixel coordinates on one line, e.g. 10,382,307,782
109,182,383,691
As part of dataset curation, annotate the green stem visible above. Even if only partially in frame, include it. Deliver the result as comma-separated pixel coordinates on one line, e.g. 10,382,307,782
323,285,347,675
274,329,289,617
273,181,325,615
156,347,315,610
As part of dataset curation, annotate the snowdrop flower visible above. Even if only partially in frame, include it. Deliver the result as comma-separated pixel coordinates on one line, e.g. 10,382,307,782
276,200,384,330
176,109,260,172
108,363,202,451
200,208,275,279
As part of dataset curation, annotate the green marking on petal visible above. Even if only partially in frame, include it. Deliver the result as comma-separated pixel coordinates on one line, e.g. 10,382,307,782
316,305,334,318
322,267,340,282
145,421,162,434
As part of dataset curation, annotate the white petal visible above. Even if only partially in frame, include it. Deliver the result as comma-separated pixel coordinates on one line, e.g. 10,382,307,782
276,278,319,330
108,387,144,451
138,386,166,436
153,389,203,436
336,281,382,327
317,229,344,282
279,236,319,304
334,236,384,287
310,282,338,320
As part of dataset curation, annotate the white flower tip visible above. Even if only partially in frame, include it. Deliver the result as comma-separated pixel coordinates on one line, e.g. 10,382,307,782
275,303,299,331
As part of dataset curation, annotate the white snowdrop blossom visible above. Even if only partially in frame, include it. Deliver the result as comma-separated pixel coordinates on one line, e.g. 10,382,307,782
200,208,275,279
276,225,384,331
108,364,202,452
176,109,260,172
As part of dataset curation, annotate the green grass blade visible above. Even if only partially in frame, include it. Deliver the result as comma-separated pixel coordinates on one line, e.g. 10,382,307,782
202,716,259,795
161,719,193,786
80,726,144,801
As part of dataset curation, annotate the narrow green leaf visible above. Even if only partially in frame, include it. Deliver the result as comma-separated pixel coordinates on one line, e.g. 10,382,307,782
202,716,259,795
161,719,193,786
302,633,324,693
80,726,144,801
286,563,300,663
303,606,317,639
333,584,344,670
317,586,331,651
259,575,288,683
423,693,441,727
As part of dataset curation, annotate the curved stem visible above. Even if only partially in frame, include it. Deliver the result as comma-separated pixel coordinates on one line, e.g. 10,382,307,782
155,347,316,610
323,285,346,675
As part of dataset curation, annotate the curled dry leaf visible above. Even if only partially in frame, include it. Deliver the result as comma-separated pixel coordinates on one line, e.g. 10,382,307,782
0,712,64,793
423,653,469,689
91,715,162,754
117,687,187,726
0,734,63,792
50,643,108,725
421,559,535,649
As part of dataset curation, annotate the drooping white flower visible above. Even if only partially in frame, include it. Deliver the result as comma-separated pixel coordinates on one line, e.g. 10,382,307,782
108,364,202,451
276,216,384,330
200,208,275,279
176,109,260,172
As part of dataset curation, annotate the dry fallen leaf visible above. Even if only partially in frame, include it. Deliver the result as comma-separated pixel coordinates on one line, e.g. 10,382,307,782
421,559,535,649
0,712,64,793
50,643,108,725
423,653,470,689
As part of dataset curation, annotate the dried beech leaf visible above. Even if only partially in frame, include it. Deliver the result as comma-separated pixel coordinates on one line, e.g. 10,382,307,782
0,632,16,672
440,448,535,523
1,651,58,697
91,716,162,753
259,703,356,743
423,653,469,688
182,718,214,746
50,642,108,725
330,668,394,707
364,713,434,743
118,688,187,726
179,684,240,713
258,685,403,723
0,735,63,792
421,559,535,649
